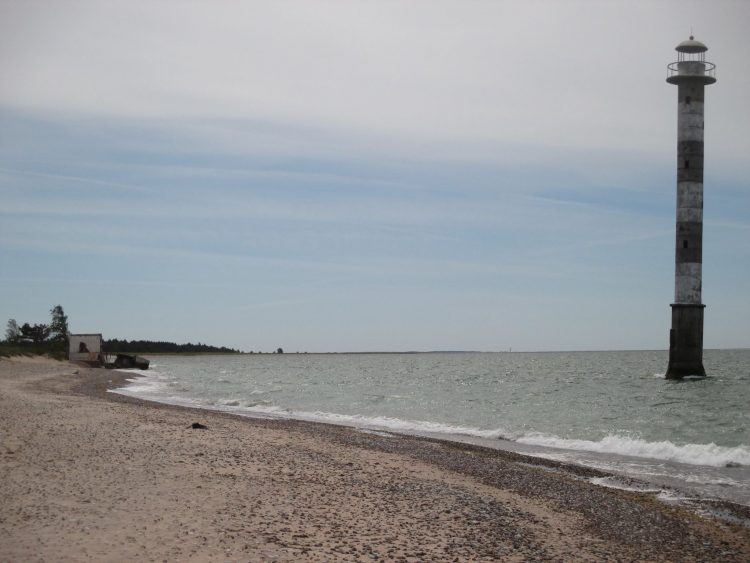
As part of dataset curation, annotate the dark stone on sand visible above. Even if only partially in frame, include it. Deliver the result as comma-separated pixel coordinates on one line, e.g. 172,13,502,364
190,422,208,429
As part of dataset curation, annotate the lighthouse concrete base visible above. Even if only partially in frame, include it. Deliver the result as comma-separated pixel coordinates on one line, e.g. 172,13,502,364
666,304,706,379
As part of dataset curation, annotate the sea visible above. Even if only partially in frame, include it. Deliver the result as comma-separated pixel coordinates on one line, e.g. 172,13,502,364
111,349,750,508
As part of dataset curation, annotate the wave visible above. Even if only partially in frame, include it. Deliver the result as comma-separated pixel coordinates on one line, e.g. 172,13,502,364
244,406,750,468
236,405,510,440
109,381,508,439
516,433,750,468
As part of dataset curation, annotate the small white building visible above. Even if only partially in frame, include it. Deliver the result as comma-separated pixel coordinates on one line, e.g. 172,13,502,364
68,333,104,364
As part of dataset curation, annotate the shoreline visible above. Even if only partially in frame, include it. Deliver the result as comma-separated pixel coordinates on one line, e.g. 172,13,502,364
109,362,750,511
103,374,750,527
2,358,749,561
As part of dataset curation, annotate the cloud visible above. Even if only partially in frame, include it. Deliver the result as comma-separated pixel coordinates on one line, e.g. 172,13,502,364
2,1,747,159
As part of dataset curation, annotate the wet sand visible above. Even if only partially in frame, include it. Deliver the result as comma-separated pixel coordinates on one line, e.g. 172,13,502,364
1,357,748,561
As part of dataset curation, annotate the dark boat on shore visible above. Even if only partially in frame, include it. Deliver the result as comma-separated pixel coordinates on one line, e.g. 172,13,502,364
106,354,150,370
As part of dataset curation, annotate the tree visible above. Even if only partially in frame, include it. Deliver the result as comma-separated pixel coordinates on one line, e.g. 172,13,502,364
21,323,51,345
5,319,21,343
276,347,284,354
49,305,69,347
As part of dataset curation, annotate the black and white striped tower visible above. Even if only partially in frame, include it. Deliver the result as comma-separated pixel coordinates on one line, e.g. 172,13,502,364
665,37,716,379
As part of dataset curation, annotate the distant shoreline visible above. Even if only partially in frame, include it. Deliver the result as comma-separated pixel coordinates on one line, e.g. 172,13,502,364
127,348,749,356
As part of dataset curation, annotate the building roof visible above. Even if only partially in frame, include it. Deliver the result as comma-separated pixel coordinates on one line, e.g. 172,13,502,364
676,36,708,53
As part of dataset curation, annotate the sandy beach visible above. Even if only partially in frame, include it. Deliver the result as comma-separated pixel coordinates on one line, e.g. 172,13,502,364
1,358,748,561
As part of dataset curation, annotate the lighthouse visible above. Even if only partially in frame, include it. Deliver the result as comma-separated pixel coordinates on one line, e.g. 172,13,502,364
665,37,716,379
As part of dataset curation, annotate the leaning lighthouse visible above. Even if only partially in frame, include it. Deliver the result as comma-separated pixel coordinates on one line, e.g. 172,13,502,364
665,37,716,379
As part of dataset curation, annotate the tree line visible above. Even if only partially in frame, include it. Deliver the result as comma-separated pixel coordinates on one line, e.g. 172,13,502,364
104,339,240,354
2,305,241,357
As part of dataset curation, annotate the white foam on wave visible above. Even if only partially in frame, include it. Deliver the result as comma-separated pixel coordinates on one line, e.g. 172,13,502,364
656,490,700,503
236,405,510,439
589,476,663,493
108,368,168,395
516,433,750,468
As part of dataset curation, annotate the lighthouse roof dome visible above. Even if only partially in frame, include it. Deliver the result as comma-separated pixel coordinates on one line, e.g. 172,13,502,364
676,36,708,53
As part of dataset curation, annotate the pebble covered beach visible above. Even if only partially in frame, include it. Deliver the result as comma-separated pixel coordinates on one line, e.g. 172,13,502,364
1,357,748,561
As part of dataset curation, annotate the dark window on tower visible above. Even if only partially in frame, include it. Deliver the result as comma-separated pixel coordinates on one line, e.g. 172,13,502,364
683,240,689,249
685,160,690,169
685,96,692,105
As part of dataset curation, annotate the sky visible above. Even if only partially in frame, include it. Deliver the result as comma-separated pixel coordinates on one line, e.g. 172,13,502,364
1,0,748,353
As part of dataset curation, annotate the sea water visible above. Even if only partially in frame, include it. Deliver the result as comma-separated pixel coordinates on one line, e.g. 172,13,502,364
111,349,750,506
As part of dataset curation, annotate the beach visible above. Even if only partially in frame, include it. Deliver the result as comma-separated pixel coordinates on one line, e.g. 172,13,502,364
1,358,748,561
